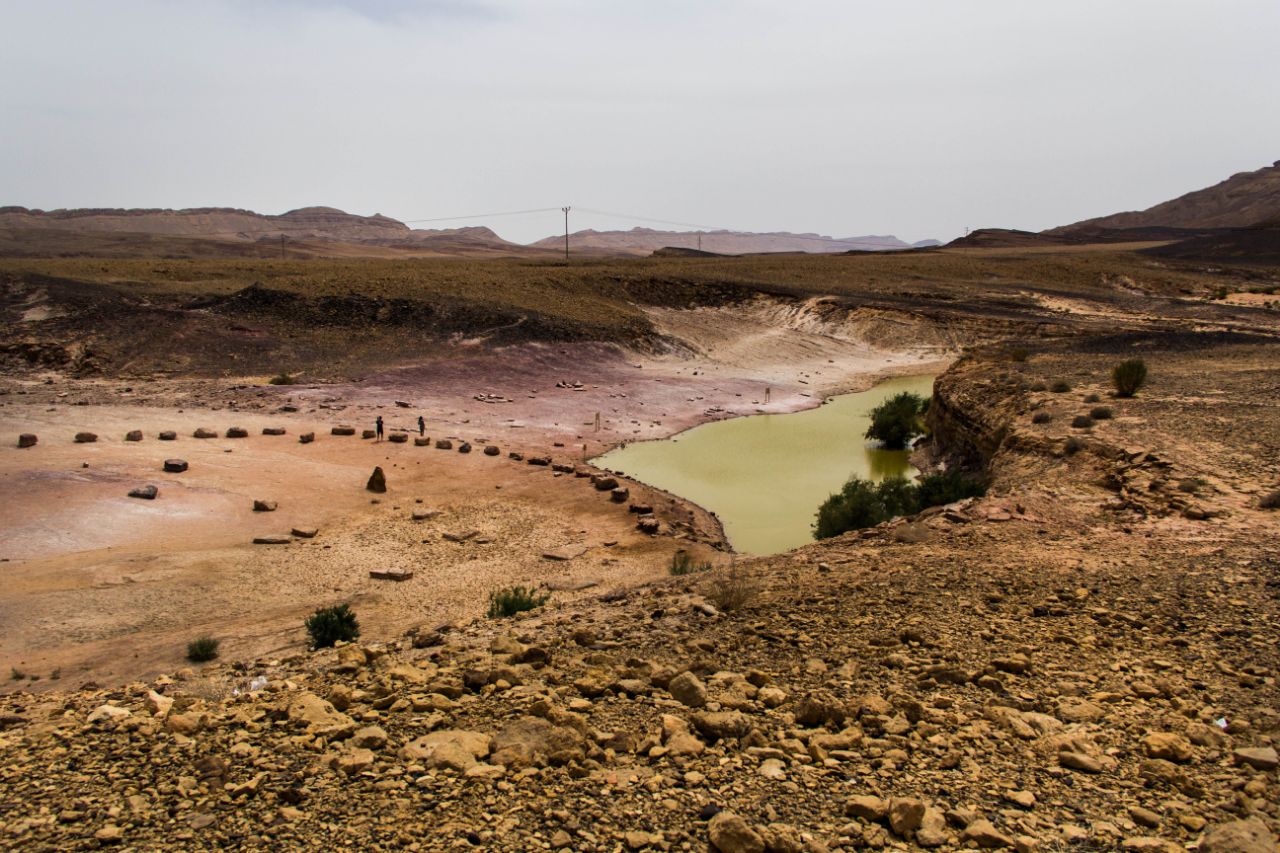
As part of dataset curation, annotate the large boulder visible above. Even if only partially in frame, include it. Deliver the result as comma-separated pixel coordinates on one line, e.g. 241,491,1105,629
483,445,500,456
124,430,143,442
708,811,764,853
691,710,754,741
18,434,37,448
286,693,356,739
400,730,492,771
158,431,177,441
667,671,708,708
225,427,248,438
366,467,387,493
74,432,98,443
299,432,315,444
193,428,217,439
489,716,586,768
331,426,356,436
1198,818,1278,853
163,459,188,473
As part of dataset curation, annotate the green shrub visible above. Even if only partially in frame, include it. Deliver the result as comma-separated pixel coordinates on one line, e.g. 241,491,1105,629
305,603,360,648
487,586,549,618
1071,415,1094,429
1090,406,1113,420
268,372,297,386
1050,380,1072,393
1111,359,1147,398
186,636,220,662
1063,436,1084,456
1029,381,1048,392
865,392,928,449
915,469,987,507
814,475,919,539
1008,347,1030,363
1031,411,1052,424
670,551,711,576
1083,392,1101,403
1260,490,1280,510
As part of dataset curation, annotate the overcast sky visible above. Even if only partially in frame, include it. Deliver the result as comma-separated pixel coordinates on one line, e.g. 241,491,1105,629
2,0,1278,244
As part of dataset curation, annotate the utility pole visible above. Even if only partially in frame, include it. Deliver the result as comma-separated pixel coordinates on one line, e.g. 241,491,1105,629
562,206,571,261
697,233,702,252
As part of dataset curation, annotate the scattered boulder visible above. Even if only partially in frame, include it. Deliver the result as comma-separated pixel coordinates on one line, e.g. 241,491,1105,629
668,671,708,707
127,485,158,500
637,517,660,534
362,429,377,440
435,439,453,450
225,427,248,438
291,527,318,539
415,437,430,446
483,445,500,456
193,428,216,439
1233,746,1279,771
124,430,143,442
707,811,764,853
611,487,629,502
1143,732,1194,763
158,431,177,441
963,819,1014,849
508,451,524,461
18,434,37,448
367,467,387,493
286,692,356,739
74,432,98,443
691,711,753,741
262,427,286,436
388,433,407,443
331,426,355,436
458,442,471,453
489,716,586,768
163,459,188,473
253,500,278,512
299,432,315,444
252,536,290,545
1198,818,1278,853
527,455,551,466
370,568,414,581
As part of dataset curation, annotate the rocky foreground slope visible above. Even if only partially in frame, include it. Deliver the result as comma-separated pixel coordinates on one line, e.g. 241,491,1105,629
1,333,1278,852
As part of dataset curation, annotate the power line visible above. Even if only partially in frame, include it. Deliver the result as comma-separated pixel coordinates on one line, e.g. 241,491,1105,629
573,207,904,250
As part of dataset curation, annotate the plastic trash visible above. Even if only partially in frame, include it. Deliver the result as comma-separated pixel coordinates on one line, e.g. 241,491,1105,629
1214,717,1228,730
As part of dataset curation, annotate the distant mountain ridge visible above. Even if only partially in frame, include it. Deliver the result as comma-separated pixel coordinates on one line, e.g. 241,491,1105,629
0,206,532,257
1049,159,1280,234
530,227,936,256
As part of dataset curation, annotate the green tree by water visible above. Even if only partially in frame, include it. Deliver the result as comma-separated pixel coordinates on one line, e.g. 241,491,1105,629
864,392,928,449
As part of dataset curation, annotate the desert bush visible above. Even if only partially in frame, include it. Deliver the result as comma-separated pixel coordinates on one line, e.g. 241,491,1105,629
707,565,759,612
1259,490,1280,510
670,550,711,576
487,586,549,619
1111,358,1147,398
1083,392,1101,403
814,475,919,539
305,603,360,648
1089,406,1113,420
1071,415,1094,429
268,372,297,386
1029,381,1048,392
1063,436,1084,456
864,392,928,449
186,636,220,662
1031,411,1052,424
1050,380,1072,393
915,469,987,507
1007,347,1030,362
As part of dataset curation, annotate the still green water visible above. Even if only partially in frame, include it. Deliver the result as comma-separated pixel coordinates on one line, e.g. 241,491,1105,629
594,374,935,556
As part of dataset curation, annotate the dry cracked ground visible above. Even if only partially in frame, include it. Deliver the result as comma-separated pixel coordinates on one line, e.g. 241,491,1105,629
1,327,1278,852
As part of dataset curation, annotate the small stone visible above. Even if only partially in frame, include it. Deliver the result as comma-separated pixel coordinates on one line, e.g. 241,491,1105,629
163,459,188,473
1128,806,1161,828
291,527,318,538
94,824,123,843
299,432,315,444
888,798,926,836
845,795,888,821
87,704,131,724
225,427,248,438
18,433,37,448
159,431,177,441
128,485,158,500
253,499,278,512
124,430,143,441
74,431,98,443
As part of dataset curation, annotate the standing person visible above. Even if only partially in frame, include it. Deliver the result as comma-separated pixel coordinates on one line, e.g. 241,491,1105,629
417,415,425,437
375,415,384,442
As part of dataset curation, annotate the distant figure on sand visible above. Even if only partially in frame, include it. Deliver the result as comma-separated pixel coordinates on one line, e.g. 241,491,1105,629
375,416,384,441
418,415,425,436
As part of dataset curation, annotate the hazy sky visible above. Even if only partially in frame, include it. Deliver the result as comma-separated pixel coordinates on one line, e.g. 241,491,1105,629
3,0,1278,244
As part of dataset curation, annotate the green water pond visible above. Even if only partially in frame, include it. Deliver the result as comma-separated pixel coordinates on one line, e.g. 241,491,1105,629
593,374,935,555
